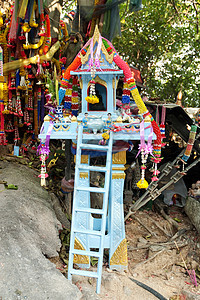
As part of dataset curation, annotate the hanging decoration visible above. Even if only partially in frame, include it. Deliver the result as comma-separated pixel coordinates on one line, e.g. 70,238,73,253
182,125,197,163
0,46,7,145
71,76,79,116
136,120,154,188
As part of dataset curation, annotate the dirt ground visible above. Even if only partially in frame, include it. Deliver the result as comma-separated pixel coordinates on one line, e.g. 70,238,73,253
51,205,200,300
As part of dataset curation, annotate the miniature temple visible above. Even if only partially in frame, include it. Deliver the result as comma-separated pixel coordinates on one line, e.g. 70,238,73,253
38,26,160,293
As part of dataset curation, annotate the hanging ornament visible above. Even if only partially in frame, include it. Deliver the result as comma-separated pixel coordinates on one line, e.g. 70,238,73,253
160,106,166,146
85,36,102,104
16,90,23,117
121,80,131,119
0,46,7,145
64,77,73,109
136,121,154,188
14,125,20,143
71,76,79,117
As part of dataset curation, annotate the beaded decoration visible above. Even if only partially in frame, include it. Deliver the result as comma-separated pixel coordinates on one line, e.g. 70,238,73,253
71,76,79,117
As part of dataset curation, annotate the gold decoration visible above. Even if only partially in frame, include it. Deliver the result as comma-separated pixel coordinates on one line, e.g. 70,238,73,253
81,155,89,164
23,36,45,50
4,41,61,74
112,78,119,89
112,151,126,165
80,45,91,65
79,172,88,179
116,116,122,123
110,239,128,266
112,166,126,171
74,155,89,164
80,25,114,65
74,238,89,264
101,40,114,64
79,79,83,89
71,116,77,122
112,173,126,179
87,75,107,89
44,115,51,122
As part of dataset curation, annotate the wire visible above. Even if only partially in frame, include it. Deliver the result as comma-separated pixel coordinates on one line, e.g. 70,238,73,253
129,277,168,300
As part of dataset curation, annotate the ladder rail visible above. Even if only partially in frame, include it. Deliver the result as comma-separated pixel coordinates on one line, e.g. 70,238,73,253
68,124,84,280
68,124,114,294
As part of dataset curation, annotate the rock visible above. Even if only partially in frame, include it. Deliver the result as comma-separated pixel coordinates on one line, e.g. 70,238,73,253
0,161,82,300
182,290,200,300
185,197,200,233
81,287,101,300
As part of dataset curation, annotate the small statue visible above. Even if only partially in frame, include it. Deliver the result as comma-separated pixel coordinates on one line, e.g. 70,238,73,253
82,112,88,129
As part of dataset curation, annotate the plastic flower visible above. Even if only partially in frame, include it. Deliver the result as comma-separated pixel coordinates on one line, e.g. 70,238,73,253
102,133,110,140
137,179,149,189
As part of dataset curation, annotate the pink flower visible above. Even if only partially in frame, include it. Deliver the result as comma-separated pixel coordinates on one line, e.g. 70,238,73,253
151,176,159,182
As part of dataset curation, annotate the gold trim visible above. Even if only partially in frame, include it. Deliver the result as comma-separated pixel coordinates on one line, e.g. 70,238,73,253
112,151,126,165
79,172,88,179
112,166,126,171
79,79,83,89
81,155,89,164
80,25,114,65
74,155,89,164
87,75,107,89
101,41,114,64
112,173,126,179
74,238,90,264
110,239,128,266
80,46,90,65
112,78,119,89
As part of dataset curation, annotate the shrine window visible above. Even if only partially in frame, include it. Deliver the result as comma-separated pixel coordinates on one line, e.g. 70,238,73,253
88,83,107,111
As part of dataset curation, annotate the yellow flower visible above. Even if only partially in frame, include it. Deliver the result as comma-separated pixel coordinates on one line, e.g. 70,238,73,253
137,179,149,189
85,95,99,104
102,133,109,140
22,22,31,33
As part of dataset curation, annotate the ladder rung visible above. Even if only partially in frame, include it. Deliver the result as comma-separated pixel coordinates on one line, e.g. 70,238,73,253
75,207,104,214
70,269,98,278
74,228,103,236
76,186,105,193
79,165,108,172
72,249,100,257
80,143,109,151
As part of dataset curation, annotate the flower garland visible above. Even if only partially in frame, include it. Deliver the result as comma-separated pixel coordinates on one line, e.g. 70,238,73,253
136,120,154,188
71,76,79,117
64,77,73,109
182,125,197,163
39,14,51,55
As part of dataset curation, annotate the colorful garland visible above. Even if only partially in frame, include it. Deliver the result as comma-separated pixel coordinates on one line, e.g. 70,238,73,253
71,76,79,116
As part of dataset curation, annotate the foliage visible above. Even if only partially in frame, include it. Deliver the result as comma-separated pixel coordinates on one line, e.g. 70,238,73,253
113,0,200,107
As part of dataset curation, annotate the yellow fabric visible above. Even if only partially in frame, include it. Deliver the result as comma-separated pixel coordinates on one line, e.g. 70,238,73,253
23,36,45,49
3,41,61,74
130,88,147,114
18,0,29,19
0,82,3,99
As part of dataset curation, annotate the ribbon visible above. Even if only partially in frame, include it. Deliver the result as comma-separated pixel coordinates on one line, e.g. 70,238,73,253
87,37,93,71
37,121,53,156
94,35,103,71
144,125,154,156
136,120,145,158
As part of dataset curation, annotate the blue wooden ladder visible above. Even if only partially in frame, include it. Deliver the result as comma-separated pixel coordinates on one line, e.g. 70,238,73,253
68,124,113,294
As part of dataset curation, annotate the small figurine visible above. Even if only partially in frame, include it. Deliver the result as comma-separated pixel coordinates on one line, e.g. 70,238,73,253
82,112,88,129
104,113,112,130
